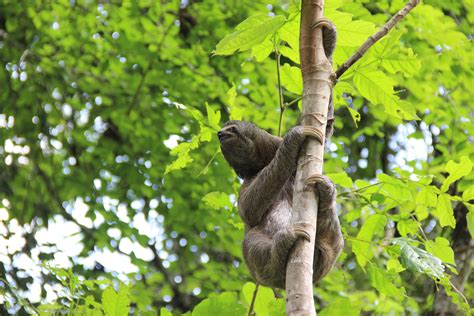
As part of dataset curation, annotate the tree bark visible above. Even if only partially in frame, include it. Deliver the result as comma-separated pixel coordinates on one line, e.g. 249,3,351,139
286,1,331,315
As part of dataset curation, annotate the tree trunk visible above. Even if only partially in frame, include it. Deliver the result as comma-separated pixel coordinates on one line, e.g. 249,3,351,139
286,1,332,315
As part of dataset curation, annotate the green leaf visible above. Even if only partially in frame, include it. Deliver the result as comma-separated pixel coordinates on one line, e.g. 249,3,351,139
279,45,300,64
192,292,246,316
425,237,455,265
441,156,473,192
251,38,274,61
102,286,130,316
462,185,474,202
392,238,445,280
206,103,221,131
319,297,361,316
352,214,387,268
160,307,172,316
380,47,421,76
38,304,62,313
327,172,353,188
227,84,243,121
267,298,286,316
327,11,376,47
203,192,232,210
215,15,286,55
353,71,418,120
277,19,299,50
466,204,474,237
227,84,237,108
241,282,275,316
386,258,405,273
377,173,413,207
346,106,361,127
280,63,302,95
397,219,419,237
416,186,437,207
368,265,405,297
415,204,429,221
371,32,421,76
165,135,199,174
434,194,456,228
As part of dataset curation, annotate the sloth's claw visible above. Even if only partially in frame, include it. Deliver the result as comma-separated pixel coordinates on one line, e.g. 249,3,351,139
293,223,312,242
302,126,324,144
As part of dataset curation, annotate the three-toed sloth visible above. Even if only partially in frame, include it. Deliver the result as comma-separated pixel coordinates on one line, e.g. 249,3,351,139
217,19,343,289
218,121,344,288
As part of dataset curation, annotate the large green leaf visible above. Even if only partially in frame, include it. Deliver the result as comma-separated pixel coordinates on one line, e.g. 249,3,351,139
434,194,456,228
371,32,421,76
368,265,405,297
102,286,130,316
353,71,418,120
241,282,276,316
326,11,376,47
192,292,246,316
280,63,302,95
214,15,286,55
203,191,233,210
425,237,455,265
441,156,473,192
352,214,387,268
319,297,361,316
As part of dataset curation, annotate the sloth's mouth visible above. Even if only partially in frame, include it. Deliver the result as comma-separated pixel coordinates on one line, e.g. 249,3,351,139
217,131,233,142
217,125,238,142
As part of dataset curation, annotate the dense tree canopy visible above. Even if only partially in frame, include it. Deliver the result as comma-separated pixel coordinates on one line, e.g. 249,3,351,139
0,0,472,315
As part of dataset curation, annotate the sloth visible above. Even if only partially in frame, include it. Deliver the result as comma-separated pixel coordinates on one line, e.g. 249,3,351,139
217,18,342,289
218,121,344,288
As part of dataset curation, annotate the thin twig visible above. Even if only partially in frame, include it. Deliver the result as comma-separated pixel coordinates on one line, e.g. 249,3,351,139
335,0,420,79
284,96,302,108
248,283,259,316
448,280,471,310
410,214,429,241
274,38,285,137
345,235,387,247
198,149,220,176
337,182,382,197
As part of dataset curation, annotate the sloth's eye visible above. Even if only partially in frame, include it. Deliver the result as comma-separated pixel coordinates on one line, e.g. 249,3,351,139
228,126,238,133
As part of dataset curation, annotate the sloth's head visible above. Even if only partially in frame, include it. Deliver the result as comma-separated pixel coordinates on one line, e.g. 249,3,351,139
218,120,281,178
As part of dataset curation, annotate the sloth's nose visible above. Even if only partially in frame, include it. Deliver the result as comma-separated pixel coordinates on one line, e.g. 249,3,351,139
217,130,224,140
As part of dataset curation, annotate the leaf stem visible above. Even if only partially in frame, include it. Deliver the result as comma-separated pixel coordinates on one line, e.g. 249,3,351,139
248,283,259,316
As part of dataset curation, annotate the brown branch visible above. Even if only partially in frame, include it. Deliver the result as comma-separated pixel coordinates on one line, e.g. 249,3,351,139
335,0,420,79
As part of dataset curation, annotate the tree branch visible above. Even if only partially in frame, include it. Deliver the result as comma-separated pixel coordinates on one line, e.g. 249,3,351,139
335,0,420,79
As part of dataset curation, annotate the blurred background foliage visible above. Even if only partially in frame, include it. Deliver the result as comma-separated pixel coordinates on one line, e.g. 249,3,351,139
0,0,472,315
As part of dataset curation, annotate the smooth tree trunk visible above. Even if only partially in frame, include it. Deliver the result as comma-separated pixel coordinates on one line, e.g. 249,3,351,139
286,0,331,315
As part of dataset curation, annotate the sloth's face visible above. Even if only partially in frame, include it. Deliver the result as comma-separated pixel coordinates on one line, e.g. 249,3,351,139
218,121,280,179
